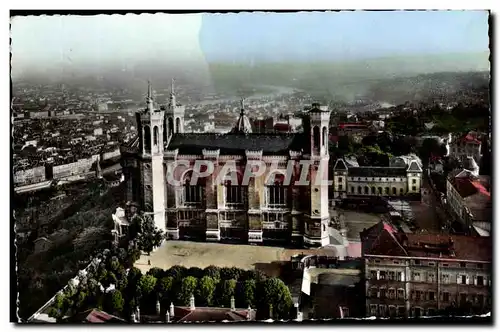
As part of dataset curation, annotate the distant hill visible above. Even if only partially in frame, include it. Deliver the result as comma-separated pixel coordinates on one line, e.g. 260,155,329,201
205,52,490,101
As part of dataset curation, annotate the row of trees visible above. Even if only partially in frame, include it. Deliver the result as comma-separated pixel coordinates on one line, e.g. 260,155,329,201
48,247,294,322
332,130,450,168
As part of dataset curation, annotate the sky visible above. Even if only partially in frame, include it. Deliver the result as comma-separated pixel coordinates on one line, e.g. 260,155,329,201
10,11,490,80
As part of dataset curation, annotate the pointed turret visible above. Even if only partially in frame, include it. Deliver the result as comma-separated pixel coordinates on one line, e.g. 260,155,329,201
169,78,176,107
230,98,253,134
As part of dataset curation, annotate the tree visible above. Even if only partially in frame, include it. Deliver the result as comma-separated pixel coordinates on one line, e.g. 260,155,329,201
219,267,241,281
126,248,142,267
134,213,164,255
137,274,157,296
107,256,121,274
127,267,143,287
178,276,198,305
216,279,237,307
196,276,217,306
419,138,445,163
235,279,256,308
239,269,267,282
187,267,204,279
147,267,166,279
104,290,125,315
48,293,69,321
203,265,220,281
361,135,378,147
357,145,392,167
166,265,187,281
101,271,118,288
72,226,110,256
156,276,174,303
255,278,293,320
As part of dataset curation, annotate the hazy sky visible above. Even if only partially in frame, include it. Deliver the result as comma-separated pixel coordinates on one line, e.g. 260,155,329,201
200,11,490,62
11,11,489,80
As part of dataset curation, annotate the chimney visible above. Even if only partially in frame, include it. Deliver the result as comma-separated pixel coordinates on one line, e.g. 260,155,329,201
189,294,195,310
169,302,175,317
136,306,140,321
246,306,252,320
165,311,170,323
156,300,161,315
230,296,236,311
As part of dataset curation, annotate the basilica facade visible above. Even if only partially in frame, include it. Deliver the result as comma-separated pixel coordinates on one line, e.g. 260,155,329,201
120,82,332,247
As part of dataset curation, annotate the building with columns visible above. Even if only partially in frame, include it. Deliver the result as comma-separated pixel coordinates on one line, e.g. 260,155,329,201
331,155,423,200
120,83,331,247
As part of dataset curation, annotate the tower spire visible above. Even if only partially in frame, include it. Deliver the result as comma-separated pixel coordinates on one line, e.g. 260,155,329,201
240,98,245,115
146,80,154,111
170,78,177,107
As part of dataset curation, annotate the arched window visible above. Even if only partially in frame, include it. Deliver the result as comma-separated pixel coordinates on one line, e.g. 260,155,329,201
392,187,397,195
224,172,244,209
400,188,404,195
371,187,376,195
364,186,369,194
351,186,355,194
143,125,151,154
153,126,159,146
378,187,383,195
182,171,204,207
313,126,320,152
385,187,389,195
267,173,287,208
322,127,327,147
358,186,362,194
176,117,181,133
168,118,174,137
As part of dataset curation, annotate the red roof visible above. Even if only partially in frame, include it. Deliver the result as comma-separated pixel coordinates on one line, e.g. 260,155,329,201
274,123,291,131
452,177,490,199
405,234,492,261
338,123,367,129
471,180,491,198
71,309,126,323
462,134,481,144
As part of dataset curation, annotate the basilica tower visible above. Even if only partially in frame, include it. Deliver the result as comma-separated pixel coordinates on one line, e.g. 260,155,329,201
164,78,186,142
304,103,331,247
136,82,166,232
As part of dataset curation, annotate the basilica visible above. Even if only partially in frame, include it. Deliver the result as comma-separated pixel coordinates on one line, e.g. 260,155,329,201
120,82,332,247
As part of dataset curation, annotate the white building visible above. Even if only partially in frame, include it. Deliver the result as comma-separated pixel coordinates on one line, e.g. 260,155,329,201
332,156,423,199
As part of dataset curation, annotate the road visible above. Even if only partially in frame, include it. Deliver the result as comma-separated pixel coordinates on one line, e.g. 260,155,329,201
421,173,452,233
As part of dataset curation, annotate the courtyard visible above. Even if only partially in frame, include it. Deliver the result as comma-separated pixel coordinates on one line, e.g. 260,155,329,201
331,208,381,241
135,240,319,276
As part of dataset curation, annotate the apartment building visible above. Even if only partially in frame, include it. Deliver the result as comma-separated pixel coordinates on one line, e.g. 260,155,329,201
449,133,482,164
361,221,492,318
446,168,491,234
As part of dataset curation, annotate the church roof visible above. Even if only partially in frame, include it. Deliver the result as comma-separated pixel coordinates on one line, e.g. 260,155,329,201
167,133,304,155
348,167,407,177
407,160,423,172
333,159,347,170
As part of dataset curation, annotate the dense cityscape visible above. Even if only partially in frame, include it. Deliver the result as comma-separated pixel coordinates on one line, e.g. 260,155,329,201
11,11,492,324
